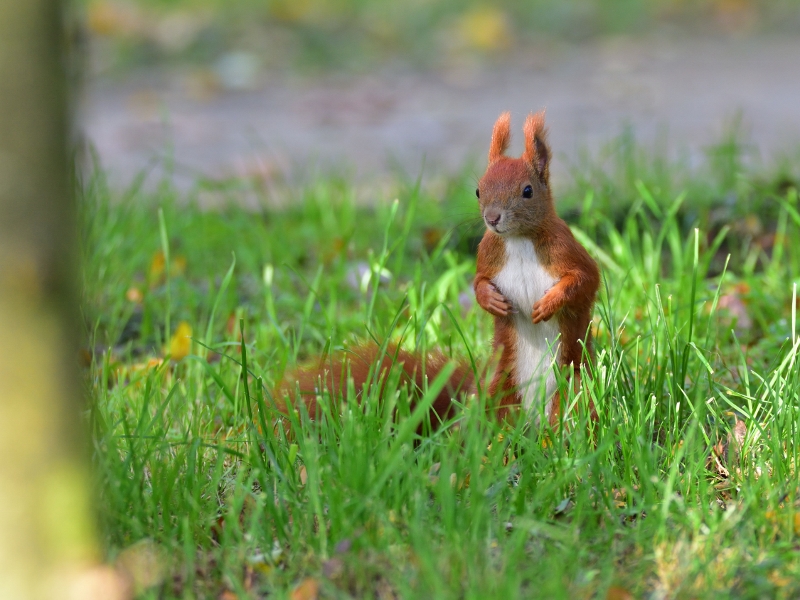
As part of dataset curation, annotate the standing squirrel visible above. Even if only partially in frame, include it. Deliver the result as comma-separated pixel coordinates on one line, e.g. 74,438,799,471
276,111,599,428
473,111,600,424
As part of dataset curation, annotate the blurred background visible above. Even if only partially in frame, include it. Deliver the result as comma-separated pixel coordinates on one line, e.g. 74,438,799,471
77,0,800,195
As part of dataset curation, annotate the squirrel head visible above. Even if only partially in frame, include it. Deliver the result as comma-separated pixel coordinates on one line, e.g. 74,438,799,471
476,111,553,236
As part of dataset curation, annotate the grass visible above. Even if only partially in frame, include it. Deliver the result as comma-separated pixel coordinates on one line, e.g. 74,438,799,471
83,136,800,598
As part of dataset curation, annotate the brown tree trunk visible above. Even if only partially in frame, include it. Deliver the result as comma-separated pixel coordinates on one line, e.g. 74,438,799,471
0,2,121,598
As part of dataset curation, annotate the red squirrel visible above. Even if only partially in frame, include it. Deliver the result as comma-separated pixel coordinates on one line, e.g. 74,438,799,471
473,111,600,424
275,345,473,433
276,111,599,428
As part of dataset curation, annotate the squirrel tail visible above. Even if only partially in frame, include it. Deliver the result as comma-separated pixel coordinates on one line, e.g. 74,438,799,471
274,344,474,430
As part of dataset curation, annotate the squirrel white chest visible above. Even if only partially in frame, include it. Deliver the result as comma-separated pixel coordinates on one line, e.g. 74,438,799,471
492,237,561,412
493,237,557,315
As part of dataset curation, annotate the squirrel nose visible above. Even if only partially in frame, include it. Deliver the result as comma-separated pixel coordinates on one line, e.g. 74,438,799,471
485,209,502,226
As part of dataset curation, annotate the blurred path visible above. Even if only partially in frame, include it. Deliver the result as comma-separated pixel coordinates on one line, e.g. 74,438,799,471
82,35,800,193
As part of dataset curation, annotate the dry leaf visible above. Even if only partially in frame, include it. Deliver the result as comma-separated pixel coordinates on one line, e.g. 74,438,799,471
299,465,308,486
115,539,167,594
606,585,634,600
428,462,441,485
322,557,344,579
730,419,746,459
79,348,94,368
422,228,444,253
554,498,573,516
291,577,320,600
765,509,800,536
710,418,747,478
148,251,166,285
334,538,352,554
717,291,752,330
225,313,244,341
148,251,187,286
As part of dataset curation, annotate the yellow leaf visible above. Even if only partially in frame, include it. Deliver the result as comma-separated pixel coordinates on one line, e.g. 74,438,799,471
457,7,512,52
148,251,186,286
148,250,165,286
171,255,187,276
168,321,192,361
765,509,800,535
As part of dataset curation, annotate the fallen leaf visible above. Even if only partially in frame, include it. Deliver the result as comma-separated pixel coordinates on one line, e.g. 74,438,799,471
768,569,793,588
148,251,187,286
554,498,573,516
710,448,730,479
334,538,352,554
79,348,94,368
115,539,167,594
717,291,752,330
731,419,746,453
148,251,166,286
126,287,143,303
322,557,344,579
226,313,243,340
456,6,512,52
244,550,274,579
606,585,634,600
168,321,192,361
291,577,319,600
428,462,441,483
765,509,800,536
422,227,443,252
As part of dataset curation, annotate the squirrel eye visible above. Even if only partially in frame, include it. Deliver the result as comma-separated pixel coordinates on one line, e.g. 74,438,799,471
475,188,480,198
522,185,533,198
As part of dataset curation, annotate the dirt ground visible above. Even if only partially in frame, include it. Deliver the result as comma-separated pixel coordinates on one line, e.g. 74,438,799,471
82,34,800,194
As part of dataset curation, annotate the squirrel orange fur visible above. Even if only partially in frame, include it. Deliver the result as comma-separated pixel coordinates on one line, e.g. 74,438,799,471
275,345,474,433
277,111,599,428
473,111,600,424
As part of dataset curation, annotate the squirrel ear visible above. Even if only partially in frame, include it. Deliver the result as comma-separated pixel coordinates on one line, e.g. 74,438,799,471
522,110,550,179
488,112,511,163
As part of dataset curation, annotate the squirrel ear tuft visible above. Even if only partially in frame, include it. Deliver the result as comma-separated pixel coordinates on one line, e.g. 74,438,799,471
522,110,550,179
488,112,511,163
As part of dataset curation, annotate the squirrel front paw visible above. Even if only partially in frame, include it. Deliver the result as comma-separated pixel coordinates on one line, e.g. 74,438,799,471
476,281,514,317
532,290,564,323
